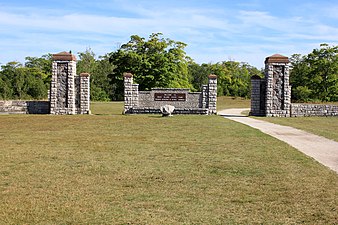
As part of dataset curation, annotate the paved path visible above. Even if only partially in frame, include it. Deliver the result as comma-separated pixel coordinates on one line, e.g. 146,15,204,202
218,108,338,174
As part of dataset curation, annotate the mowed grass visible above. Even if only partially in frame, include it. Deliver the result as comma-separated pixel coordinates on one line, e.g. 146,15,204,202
258,116,338,142
91,101,124,115
0,102,338,224
217,96,250,110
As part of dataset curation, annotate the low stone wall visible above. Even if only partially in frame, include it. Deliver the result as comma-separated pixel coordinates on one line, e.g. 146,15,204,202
124,73,217,115
291,104,338,117
138,89,201,108
0,101,50,114
129,107,208,115
128,89,208,115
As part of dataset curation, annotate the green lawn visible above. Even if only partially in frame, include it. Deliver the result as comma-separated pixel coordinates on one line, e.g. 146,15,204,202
217,96,250,110
258,116,338,142
0,102,338,224
91,101,124,115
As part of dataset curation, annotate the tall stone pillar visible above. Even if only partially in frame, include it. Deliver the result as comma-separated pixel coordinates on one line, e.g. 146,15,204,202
264,54,291,117
250,75,265,116
79,73,90,114
123,73,139,114
207,74,217,115
201,84,208,109
50,51,77,115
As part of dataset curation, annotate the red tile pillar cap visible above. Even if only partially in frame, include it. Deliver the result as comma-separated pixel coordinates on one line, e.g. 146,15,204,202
265,54,289,64
52,51,77,61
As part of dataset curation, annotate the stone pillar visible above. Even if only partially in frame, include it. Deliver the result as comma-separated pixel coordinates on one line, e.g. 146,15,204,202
132,83,139,107
264,54,291,117
67,60,76,115
80,73,90,114
50,61,58,114
50,51,77,115
250,75,265,116
201,84,208,108
123,73,139,114
207,74,217,115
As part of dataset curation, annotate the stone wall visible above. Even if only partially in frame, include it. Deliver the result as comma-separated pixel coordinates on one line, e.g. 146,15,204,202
291,104,338,117
138,89,200,108
0,101,50,114
123,73,217,115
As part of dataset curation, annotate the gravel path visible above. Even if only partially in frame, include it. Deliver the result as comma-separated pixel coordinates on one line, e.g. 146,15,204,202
218,108,338,174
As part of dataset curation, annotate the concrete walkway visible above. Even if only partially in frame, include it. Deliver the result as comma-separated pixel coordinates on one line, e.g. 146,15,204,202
218,108,338,174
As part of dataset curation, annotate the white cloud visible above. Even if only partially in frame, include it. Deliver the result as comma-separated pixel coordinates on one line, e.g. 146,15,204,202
1,1,338,68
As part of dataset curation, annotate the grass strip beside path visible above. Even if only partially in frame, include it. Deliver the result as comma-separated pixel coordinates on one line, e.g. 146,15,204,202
258,116,338,142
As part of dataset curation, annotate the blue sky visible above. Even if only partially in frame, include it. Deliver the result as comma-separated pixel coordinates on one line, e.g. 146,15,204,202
1,0,338,68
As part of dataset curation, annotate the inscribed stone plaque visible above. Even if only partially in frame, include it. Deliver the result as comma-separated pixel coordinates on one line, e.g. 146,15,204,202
272,65,285,110
154,93,186,101
57,63,68,108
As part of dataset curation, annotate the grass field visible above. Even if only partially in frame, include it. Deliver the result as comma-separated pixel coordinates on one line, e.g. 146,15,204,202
1,100,338,224
217,96,250,110
259,116,338,142
91,101,124,115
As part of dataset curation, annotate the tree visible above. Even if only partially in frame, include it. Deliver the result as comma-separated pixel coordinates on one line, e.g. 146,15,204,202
92,54,115,101
188,62,209,91
290,44,338,102
109,33,192,99
189,61,261,98
289,54,312,101
0,77,12,99
25,54,52,85
306,44,338,101
0,61,47,100
77,48,96,75
77,49,115,101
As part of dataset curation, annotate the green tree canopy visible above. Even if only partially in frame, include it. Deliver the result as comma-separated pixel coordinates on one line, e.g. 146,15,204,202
109,33,192,94
0,61,47,100
188,61,262,98
76,49,115,101
290,44,338,102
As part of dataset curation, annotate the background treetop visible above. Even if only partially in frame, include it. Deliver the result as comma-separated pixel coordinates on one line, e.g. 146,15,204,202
109,33,192,92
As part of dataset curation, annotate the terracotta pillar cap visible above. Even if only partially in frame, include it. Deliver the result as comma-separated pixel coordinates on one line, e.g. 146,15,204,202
123,72,133,78
80,73,90,77
52,51,77,61
208,74,217,79
265,54,289,63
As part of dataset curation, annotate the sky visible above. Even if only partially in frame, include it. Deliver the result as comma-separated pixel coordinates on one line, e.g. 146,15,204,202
1,0,338,68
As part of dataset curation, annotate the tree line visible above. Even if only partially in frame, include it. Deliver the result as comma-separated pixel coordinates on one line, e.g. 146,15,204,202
0,33,337,102
290,44,338,102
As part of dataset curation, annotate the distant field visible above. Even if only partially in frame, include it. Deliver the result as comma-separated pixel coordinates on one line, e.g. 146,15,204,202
91,101,124,115
217,96,250,110
0,101,338,224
